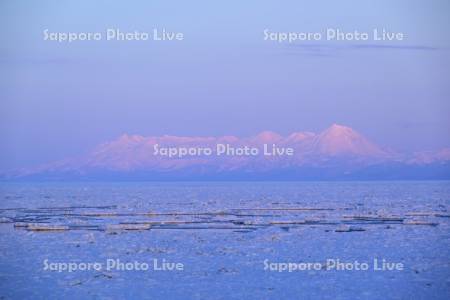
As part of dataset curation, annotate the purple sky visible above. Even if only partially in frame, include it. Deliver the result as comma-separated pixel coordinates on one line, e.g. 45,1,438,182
1,0,450,170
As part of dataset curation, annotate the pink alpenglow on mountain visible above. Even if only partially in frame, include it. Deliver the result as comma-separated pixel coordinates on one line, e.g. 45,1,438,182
310,124,387,157
8,124,450,180
251,131,284,143
408,148,450,165
285,132,316,143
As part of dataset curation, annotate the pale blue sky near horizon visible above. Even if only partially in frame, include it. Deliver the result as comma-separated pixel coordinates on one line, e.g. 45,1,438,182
0,0,450,170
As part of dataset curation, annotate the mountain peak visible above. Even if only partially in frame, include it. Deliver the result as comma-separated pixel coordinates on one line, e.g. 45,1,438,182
118,134,145,142
287,131,315,143
253,131,283,142
324,124,356,135
330,123,345,128
313,124,385,157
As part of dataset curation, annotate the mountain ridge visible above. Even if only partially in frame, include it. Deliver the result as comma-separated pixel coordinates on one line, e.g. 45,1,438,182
5,124,450,180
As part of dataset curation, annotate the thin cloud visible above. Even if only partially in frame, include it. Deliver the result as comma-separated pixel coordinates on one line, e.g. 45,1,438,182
283,43,439,57
351,44,437,51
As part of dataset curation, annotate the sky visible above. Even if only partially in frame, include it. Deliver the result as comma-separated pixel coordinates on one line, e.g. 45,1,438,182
1,0,450,170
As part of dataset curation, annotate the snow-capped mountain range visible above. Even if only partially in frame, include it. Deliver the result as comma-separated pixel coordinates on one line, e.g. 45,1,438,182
7,124,450,180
